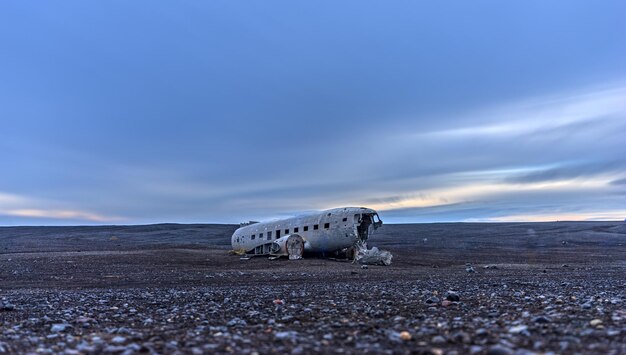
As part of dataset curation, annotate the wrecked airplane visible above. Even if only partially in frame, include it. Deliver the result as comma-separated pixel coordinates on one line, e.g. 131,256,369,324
231,207,390,264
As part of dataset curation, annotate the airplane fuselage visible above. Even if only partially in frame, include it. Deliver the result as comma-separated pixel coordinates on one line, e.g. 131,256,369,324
231,207,382,255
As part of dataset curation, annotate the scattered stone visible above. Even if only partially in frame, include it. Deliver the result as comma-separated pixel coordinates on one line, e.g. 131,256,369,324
111,336,126,344
470,345,484,354
533,316,551,324
509,325,528,334
50,323,71,333
226,318,247,327
589,319,603,327
0,303,15,312
0,223,623,354
445,291,460,302
275,331,298,340
431,335,446,344
399,331,411,341
487,345,514,355
425,296,440,304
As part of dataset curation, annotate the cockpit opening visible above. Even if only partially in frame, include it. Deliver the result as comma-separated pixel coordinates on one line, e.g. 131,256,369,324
355,213,383,242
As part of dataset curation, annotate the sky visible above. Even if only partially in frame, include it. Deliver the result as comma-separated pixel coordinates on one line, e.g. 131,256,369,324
1,1,625,225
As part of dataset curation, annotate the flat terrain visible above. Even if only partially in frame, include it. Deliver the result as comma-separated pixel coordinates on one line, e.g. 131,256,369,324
0,222,624,354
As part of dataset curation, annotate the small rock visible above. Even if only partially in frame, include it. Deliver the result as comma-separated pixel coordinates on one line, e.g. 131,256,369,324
589,319,603,327
0,303,15,312
451,331,470,343
425,296,440,304
431,335,446,344
361,265,368,269
470,345,484,354
445,291,460,302
275,331,298,340
111,336,126,344
509,325,528,334
533,316,551,324
226,318,247,327
487,345,513,355
466,266,476,273
50,323,71,333
399,331,411,341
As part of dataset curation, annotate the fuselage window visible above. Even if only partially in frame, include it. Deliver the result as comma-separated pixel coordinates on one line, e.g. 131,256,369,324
276,230,281,239
268,231,272,239
314,224,319,230
285,229,289,235
294,227,299,233
342,217,348,222
259,233,263,239
251,234,255,240
324,223,330,229
303,226,308,232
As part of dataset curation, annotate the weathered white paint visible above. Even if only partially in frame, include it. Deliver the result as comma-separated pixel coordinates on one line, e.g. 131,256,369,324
231,207,382,255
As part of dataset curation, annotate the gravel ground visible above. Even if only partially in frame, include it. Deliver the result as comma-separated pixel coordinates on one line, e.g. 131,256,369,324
0,222,624,354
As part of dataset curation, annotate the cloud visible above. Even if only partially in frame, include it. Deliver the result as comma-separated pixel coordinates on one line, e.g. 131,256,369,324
610,177,626,186
3,209,116,222
505,161,625,185
414,84,626,139
0,191,121,224
2,79,626,224
474,210,626,222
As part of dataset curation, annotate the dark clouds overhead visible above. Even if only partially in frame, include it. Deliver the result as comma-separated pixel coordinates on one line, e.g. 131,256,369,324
0,1,625,224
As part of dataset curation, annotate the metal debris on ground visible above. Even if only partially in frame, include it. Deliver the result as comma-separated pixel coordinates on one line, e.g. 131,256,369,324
354,241,392,266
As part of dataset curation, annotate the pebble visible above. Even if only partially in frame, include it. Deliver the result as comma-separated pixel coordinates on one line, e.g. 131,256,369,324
589,319,603,327
445,291,460,302
426,296,440,304
487,345,513,355
111,336,126,344
399,331,411,341
509,325,528,334
532,316,551,324
50,324,71,333
275,331,298,340
431,335,446,344
0,303,15,312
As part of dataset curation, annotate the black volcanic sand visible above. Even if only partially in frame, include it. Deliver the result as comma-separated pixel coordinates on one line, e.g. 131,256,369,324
0,222,624,354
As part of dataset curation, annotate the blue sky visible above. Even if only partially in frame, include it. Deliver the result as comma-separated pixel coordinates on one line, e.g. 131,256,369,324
1,1,625,225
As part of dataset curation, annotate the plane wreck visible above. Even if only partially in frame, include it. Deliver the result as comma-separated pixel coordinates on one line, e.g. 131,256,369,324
230,207,391,265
